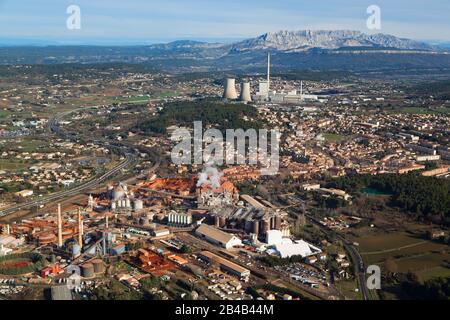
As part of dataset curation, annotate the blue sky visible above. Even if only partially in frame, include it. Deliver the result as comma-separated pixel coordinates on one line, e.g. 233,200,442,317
0,0,449,45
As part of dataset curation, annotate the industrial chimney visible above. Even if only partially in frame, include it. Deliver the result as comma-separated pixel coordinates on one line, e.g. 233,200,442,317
240,82,252,102
78,208,83,249
57,204,63,247
223,78,238,100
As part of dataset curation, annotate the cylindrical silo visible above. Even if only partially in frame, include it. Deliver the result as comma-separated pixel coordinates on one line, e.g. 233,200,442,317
219,217,226,228
263,218,270,234
133,200,144,211
275,216,282,230
92,259,106,274
252,220,259,235
80,263,95,278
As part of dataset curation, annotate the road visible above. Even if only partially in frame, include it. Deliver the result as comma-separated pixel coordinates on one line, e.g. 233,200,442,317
0,153,135,217
305,214,370,300
0,105,140,218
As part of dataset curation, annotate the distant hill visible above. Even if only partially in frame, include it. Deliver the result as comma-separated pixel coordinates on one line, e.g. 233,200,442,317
0,30,449,74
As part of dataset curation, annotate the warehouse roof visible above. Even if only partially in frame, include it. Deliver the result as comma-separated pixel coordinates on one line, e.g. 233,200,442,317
199,251,250,276
195,224,235,244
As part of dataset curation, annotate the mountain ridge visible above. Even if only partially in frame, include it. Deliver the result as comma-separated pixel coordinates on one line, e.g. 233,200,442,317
229,30,442,53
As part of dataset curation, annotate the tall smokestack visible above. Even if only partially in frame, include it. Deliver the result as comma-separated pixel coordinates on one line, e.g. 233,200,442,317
240,82,252,102
57,204,63,247
223,78,238,100
267,51,271,92
78,208,83,249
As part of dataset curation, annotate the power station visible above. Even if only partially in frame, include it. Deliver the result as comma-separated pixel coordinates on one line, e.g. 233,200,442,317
222,51,323,104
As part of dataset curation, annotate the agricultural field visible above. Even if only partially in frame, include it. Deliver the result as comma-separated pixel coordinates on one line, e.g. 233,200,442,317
353,232,450,281
0,159,32,171
334,279,361,300
157,91,178,98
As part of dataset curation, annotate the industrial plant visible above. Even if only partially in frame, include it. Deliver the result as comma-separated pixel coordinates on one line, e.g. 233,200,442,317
222,52,322,104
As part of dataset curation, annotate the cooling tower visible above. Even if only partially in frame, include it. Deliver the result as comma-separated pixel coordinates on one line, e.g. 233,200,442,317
223,78,238,100
240,82,252,102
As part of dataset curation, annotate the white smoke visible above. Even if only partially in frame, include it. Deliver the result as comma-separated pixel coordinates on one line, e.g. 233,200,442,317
196,166,223,189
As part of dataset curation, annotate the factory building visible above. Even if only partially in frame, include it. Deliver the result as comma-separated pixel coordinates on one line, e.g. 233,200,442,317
265,229,283,245
209,194,287,238
273,239,322,259
252,52,323,104
198,251,250,278
195,224,242,249
406,144,436,155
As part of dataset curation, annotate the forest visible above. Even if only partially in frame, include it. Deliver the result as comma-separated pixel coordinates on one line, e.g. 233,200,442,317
327,173,450,225
134,99,263,134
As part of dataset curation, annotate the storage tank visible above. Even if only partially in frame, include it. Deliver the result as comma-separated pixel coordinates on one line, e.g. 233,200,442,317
219,217,226,228
80,263,95,278
262,218,270,234
125,198,131,208
72,244,81,257
92,259,105,274
252,220,260,235
133,200,144,211
110,202,117,210
274,216,282,230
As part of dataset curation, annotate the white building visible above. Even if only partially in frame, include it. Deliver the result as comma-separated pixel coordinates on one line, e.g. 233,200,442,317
265,230,283,245
274,239,321,258
195,224,242,249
